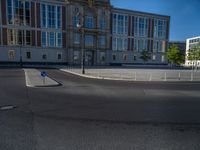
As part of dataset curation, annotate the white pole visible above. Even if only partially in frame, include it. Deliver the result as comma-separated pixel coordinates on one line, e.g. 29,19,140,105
164,72,167,81
134,72,137,81
191,72,193,81
149,73,152,81
43,77,45,85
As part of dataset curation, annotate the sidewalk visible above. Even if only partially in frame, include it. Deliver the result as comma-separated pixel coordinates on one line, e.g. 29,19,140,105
60,67,200,82
24,69,60,87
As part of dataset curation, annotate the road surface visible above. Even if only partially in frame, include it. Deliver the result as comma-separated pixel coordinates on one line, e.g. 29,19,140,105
0,68,200,150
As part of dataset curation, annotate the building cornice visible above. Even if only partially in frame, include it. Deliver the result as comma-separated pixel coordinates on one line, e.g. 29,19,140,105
112,7,170,19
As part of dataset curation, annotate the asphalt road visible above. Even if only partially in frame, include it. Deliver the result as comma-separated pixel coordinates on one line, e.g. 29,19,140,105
0,68,200,150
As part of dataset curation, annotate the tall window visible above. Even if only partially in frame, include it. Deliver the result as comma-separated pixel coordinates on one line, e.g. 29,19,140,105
134,38,147,52
100,17,106,30
41,4,62,29
18,30,24,45
153,40,163,52
41,4,47,27
117,15,124,34
85,35,94,47
49,32,55,47
134,16,148,37
42,32,47,47
41,32,62,48
99,35,106,48
112,13,128,35
48,5,56,28
25,2,30,25
57,32,62,48
134,39,138,52
112,37,117,51
124,16,128,35
74,33,80,44
7,0,31,25
112,37,128,51
112,14,117,34
154,19,166,39
117,38,123,50
7,0,13,24
7,29,32,45
26,31,31,45
57,6,61,28
85,14,94,29
138,39,147,51
8,30,17,45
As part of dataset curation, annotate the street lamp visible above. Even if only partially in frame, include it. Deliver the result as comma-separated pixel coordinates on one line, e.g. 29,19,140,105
76,12,85,74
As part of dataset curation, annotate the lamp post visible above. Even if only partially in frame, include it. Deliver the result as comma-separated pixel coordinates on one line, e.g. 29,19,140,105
76,12,85,74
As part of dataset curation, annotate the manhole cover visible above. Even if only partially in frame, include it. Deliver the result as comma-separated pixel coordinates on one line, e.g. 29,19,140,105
0,105,16,111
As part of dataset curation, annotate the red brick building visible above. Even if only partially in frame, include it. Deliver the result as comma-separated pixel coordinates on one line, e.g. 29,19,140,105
0,0,170,65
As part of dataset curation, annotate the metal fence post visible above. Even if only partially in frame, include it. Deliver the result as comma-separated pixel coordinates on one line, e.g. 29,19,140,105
179,72,181,81
164,72,167,81
149,73,152,81
191,72,194,81
134,72,137,81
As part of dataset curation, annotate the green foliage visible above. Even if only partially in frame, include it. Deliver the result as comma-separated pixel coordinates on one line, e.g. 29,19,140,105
187,42,200,61
140,50,151,64
166,44,184,65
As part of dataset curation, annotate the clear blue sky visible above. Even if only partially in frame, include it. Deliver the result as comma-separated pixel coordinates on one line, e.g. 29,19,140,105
110,0,200,41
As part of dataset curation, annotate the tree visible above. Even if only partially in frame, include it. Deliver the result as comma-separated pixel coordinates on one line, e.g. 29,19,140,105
166,44,184,67
140,50,151,64
187,42,200,70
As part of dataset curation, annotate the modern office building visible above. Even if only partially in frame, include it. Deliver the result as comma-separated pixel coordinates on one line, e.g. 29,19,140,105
0,0,170,66
185,36,200,67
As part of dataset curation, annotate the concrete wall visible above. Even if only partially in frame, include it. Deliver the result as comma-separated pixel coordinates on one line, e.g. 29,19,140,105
0,46,67,63
108,51,167,65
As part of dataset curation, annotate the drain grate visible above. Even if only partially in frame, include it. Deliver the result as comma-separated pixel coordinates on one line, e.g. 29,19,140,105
0,105,16,111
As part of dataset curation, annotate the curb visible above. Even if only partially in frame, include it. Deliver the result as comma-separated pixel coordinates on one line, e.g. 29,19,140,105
26,76,62,88
24,69,62,88
27,82,61,88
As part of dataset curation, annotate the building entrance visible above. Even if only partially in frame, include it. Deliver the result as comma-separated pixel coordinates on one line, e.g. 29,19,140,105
85,51,94,66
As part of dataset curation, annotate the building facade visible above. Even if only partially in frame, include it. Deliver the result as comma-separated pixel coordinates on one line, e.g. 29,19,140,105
66,0,111,66
0,0,170,66
0,0,68,65
185,36,200,67
110,8,170,65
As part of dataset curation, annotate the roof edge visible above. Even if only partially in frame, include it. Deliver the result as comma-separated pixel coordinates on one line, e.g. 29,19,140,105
112,7,170,18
